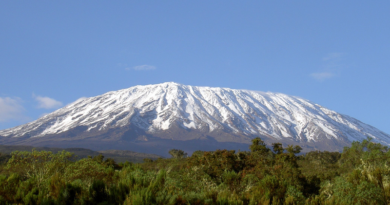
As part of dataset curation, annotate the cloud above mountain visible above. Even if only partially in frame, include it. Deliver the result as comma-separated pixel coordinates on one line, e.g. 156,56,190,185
310,72,335,81
33,95,63,109
311,52,346,81
131,65,156,70
0,97,25,122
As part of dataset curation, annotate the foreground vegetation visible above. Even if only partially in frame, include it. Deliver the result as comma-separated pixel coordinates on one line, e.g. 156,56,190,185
0,145,161,163
0,137,389,204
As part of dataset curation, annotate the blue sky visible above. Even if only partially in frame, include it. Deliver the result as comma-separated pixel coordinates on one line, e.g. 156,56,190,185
1,1,389,134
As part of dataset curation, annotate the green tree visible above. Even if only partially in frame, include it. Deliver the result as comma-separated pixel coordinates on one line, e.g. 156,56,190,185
272,143,284,154
169,149,187,159
249,137,270,154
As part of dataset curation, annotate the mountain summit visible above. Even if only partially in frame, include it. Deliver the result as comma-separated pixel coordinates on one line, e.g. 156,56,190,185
1,82,389,155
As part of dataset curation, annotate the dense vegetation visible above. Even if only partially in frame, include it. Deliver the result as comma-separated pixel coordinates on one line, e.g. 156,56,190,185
0,145,161,163
0,137,389,204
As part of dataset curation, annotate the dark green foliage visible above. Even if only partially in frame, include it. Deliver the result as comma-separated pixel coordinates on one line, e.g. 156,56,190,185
108,183,130,204
168,149,187,159
1,137,390,204
0,145,161,163
143,158,153,163
272,143,284,154
85,180,109,205
191,150,205,157
0,152,10,165
249,137,269,154
56,183,81,205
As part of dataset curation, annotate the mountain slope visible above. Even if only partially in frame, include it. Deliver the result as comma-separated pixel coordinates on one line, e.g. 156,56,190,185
1,82,389,154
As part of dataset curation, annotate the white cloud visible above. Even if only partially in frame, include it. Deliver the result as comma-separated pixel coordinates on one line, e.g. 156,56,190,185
311,52,346,82
33,95,63,109
310,72,335,81
0,97,26,122
130,65,156,71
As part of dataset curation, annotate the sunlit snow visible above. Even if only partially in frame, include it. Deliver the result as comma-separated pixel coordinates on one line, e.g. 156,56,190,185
1,82,389,145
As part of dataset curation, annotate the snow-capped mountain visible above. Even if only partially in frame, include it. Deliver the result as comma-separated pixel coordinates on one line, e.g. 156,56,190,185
1,82,389,153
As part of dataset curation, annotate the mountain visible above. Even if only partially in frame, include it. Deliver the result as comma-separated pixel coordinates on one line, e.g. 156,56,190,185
1,82,389,156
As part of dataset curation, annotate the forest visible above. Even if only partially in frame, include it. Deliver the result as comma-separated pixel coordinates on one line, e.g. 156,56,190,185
0,137,389,205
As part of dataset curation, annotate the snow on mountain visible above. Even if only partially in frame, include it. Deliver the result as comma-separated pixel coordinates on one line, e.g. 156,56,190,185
1,82,389,147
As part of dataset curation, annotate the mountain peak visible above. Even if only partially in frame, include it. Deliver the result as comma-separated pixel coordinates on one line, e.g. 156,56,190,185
1,82,389,153
145,81,183,88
